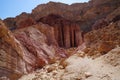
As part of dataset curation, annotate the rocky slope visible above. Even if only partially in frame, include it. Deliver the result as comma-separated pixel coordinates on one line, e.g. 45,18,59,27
79,7,120,58
3,0,120,48
4,0,119,31
0,21,67,80
0,0,120,80
19,47,120,80
0,21,26,80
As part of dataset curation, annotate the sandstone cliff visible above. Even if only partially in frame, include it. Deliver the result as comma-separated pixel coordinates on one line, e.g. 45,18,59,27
0,21,26,80
3,0,120,48
0,21,67,80
37,14,83,48
76,7,120,58
0,0,120,80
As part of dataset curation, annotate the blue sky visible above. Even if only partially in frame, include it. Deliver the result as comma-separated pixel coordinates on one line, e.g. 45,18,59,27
0,0,89,19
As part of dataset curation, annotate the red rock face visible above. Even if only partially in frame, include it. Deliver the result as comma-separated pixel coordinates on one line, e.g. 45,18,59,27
33,22,58,46
0,21,67,80
14,27,56,68
3,0,120,32
3,18,16,30
92,18,108,30
3,12,36,30
31,0,120,33
38,14,83,48
82,21,120,57
0,21,26,80
15,12,36,29
16,17,36,29
1,1,120,79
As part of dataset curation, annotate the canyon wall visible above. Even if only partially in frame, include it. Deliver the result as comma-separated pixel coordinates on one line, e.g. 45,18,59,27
76,7,120,58
3,0,120,48
0,21,26,80
37,14,83,48
0,0,120,80
0,21,67,80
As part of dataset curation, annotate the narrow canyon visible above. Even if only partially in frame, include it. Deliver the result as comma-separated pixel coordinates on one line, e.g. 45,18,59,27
0,0,120,80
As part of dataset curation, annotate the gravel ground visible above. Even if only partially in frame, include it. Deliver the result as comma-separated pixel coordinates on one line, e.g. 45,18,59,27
19,47,120,80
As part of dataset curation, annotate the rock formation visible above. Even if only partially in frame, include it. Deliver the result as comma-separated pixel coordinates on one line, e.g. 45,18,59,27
15,12,36,29
79,20,120,58
0,0,120,80
3,18,16,30
31,0,120,32
33,22,58,46
0,21,67,80
3,0,120,48
37,14,83,48
0,21,26,80
74,6,120,58
92,18,108,30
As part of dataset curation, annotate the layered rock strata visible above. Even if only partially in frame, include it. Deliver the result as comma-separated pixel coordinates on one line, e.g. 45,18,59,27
38,14,83,48
0,21,67,80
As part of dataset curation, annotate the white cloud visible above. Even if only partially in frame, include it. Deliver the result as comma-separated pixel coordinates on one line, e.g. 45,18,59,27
46,0,89,4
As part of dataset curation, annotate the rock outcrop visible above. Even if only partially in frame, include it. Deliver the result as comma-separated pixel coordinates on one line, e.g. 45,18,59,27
33,22,58,46
0,21,67,80
92,18,108,30
15,12,36,29
4,0,120,32
3,0,120,49
2,0,120,49
31,0,120,32
38,14,83,48
0,21,26,80
1,0,120,80
75,6,120,58
14,27,57,69
80,21,120,58
3,18,16,30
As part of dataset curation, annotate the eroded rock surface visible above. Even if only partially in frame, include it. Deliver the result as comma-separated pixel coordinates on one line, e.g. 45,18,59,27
0,21,26,80
79,21,120,58
38,14,83,48
0,21,67,80
1,0,120,80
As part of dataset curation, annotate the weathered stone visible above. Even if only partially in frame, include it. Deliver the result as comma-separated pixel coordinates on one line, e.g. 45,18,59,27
0,21,67,80
83,22,120,58
38,14,83,48
14,27,55,68
3,13,36,30
1,0,120,79
3,18,16,30
33,22,58,46
31,0,120,33
92,18,108,30
98,41,115,54
16,17,35,29
0,21,26,80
